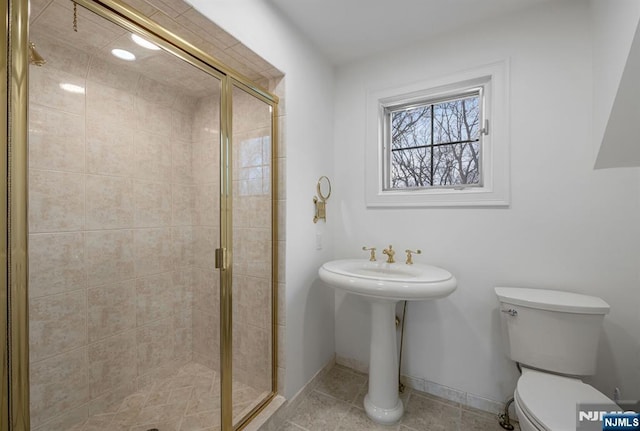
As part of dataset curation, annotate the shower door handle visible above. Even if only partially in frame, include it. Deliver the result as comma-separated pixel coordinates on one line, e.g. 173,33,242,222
215,248,227,270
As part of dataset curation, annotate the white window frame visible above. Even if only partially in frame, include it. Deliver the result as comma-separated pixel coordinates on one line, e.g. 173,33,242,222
365,60,510,207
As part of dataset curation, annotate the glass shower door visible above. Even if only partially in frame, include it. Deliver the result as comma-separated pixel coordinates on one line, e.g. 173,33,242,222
26,2,226,429
229,83,276,427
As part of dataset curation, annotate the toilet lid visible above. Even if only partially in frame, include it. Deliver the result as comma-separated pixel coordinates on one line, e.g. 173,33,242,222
516,369,618,431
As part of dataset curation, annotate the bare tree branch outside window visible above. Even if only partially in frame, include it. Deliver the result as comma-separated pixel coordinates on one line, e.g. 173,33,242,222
389,94,481,189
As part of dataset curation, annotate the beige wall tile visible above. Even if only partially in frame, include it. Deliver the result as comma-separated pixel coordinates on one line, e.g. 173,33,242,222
136,75,178,107
135,98,173,137
149,10,204,46
86,134,136,178
29,35,90,77
134,180,172,227
88,57,140,94
136,272,175,325
177,8,239,49
85,230,135,287
172,93,197,115
146,0,191,18
172,139,194,184
171,226,194,268
277,157,286,200
30,348,89,428
193,96,219,143
29,105,85,173
32,404,88,431
88,331,137,398
29,66,85,114
172,184,196,225
86,81,136,137
134,228,173,276
174,326,193,356
32,1,124,54
86,381,136,416
86,175,135,229
30,290,87,363
29,169,84,233
193,226,217,269
241,277,271,329
192,138,219,184
195,183,218,227
134,130,172,182
172,107,194,140
28,232,85,298
137,318,175,375
192,307,218,358
172,270,194,311
88,280,136,343
192,268,218,313
232,89,271,133
234,227,271,264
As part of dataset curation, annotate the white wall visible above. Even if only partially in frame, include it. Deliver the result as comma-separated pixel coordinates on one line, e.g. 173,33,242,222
187,0,337,399
332,0,640,404
590,0,640,166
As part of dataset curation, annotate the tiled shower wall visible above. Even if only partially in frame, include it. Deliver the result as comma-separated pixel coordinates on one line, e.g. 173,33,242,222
232,88,274,392
27,37,219,430
191,95,221,370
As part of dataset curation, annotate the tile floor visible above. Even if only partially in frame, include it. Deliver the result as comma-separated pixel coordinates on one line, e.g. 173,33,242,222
68,362,268,431
276,365,520,431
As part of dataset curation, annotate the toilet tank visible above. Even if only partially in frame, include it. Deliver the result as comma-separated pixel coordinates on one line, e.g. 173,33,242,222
495,287,610,376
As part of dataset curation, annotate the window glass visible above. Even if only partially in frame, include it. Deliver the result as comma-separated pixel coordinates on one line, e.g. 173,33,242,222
387,92,482,190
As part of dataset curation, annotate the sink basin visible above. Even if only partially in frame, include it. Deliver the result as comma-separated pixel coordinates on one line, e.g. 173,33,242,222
319,259,457,301
319,258,457,425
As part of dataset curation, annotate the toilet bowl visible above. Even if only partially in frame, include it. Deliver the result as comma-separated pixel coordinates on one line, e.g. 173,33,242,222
514,368,618,431
495,287,616,431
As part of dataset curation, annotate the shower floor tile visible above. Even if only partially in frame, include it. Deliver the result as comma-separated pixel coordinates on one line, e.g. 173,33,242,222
68,362,268,431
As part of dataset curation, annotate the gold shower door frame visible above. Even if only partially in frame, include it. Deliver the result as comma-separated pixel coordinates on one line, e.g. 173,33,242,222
2,1,279,430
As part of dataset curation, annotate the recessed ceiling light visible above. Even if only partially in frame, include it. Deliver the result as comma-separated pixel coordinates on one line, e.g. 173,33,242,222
59,83,85,94
131,33,161,51
111,48,136,61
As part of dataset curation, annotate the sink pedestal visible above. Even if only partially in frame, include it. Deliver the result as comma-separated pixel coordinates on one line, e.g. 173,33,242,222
318,259,457,425
364,299,403,425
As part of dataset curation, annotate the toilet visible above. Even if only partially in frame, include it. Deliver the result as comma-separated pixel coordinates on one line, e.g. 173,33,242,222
495,287,619,431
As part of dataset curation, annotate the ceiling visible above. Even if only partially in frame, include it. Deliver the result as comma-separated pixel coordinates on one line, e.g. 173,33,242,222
268,0,555,64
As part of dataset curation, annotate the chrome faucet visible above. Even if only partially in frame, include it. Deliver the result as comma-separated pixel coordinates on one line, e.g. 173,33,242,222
382,245,395,263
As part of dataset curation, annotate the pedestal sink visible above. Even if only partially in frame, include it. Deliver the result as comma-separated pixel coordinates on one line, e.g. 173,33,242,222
319,259,457,425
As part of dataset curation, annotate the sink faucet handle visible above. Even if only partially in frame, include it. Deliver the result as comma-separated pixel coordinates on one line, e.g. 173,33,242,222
362,246,377,261
405,249,422,265
382,245,396,263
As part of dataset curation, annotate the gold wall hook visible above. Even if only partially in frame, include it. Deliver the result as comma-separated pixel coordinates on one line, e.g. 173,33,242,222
313,176,331,223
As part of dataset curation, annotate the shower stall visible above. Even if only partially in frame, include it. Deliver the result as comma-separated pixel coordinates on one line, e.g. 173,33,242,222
2,0,279,430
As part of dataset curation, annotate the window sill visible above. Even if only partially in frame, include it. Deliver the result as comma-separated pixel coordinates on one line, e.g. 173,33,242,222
366,184,510,208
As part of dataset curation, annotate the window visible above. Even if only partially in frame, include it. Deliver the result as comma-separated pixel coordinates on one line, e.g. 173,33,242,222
385,89,485,190
365,61,510,207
